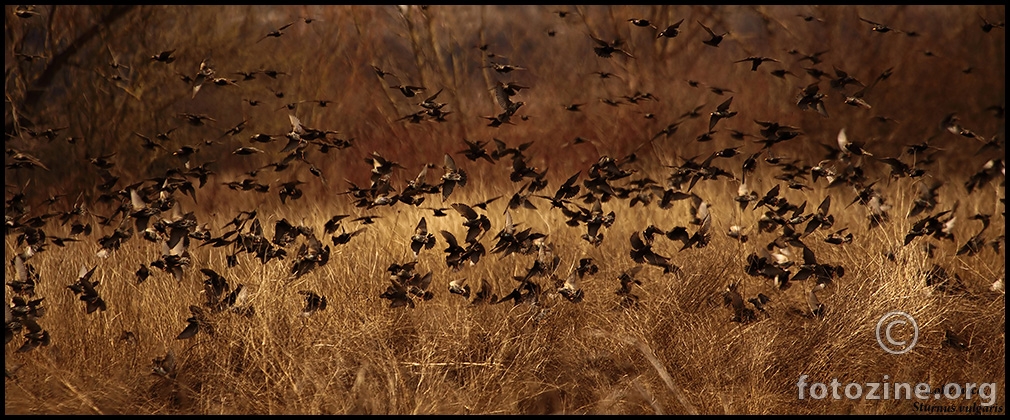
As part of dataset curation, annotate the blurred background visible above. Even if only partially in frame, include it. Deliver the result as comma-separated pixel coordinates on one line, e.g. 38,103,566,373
5,5,1005,208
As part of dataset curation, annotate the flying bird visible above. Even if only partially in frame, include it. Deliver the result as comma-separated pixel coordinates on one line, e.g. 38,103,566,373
836,128,873,157
589,34,635,58
735,56,780,71
656,19,685,38
698,21,727,46
448,277,471,299
257,21,297,43
628,18,658,30
858,16,900,34
557,271,584,303
150,49,176,63
709,97,738,131
441,154,467,201
797,82,828,117
410,217,436,257
298,290,328,316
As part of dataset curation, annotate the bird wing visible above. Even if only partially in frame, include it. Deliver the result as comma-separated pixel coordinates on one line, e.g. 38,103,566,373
452,203,478,220
289,114,304,134
444,153,457,173
698,20,715,36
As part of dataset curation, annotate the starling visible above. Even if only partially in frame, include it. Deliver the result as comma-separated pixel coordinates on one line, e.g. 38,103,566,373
656,19,685,38
698,21,727,47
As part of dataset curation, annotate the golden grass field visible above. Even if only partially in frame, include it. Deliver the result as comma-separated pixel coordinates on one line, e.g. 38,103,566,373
4,5,1006,414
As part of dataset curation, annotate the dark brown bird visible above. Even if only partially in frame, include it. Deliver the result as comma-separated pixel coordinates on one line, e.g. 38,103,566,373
14,5,40,19
323,214,350,235
441,154,467,202
135,264,151,284
457,138,495,164
410,217,436,257
8,255,37,297
736,56,780,71
67,265,106,314
391,84,426,98
471,278,497,305
150,49,176,63
379,278,414,308
6,148,50,171
944,328,969,350
331,226,366,245
176,305,210,339
796,82,828,117
615,265,644,308
709,97,738,131
628,18,657,30
724,283,756,323
257,21,297,43
557,271,584,303
471,195,503,211
440,230,468,271
978,13,1005,33
825,228,853,245
797,13,824,22
836,128,872,157
16,317,51,353
371,65,395,79
656,19,685,38
448,277,471,299
858,16,899,34
298,290,328,316
829,66,864,90
589,34,635,58
698,21,726,47
770,69,797,79
789,48,830,64
452,203,491,244
485,62,526,73
629,231,677,273
232,146,265,156
490,82,525,117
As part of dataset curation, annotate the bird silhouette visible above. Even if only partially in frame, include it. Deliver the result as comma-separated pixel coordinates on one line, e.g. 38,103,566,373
797,82,829,117
257,21,297,43
656,19,685,38
448,277,471,300
410,217,436,257
628,18,658,30
857,16,904,34
298,290,328,316
557,271,584,303
441,154,468,201
589,34,635,58
698,21,727,46
150,49,176,63
735,56,780,71
708,97,738,131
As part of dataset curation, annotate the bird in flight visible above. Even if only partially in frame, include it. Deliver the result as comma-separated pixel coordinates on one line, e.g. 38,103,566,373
698,21,727,47
257,21,297,43
709,97,738,131
656,19,685,38
589,34,635,58
735,56,780,71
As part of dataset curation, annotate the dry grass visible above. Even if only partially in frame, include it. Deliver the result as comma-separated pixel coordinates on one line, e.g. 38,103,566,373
4,4,1006,414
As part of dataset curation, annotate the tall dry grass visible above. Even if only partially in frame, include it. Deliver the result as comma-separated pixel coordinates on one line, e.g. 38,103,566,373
4,4,1006,414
